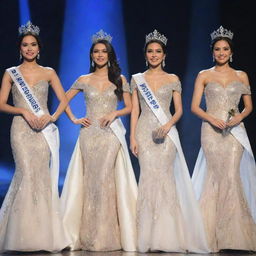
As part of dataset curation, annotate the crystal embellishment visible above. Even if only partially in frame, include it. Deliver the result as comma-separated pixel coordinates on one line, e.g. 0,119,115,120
91,29,113,43
145,29,168,45
210,26,234,41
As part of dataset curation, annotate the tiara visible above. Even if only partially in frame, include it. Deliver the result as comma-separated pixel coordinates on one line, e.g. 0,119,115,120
18,21,40,36
210,26,233,41
145,29,167,45
91,29,112,43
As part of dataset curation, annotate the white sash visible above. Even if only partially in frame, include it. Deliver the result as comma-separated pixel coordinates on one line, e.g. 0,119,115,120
7,67,60,204
61,118,138,251
192,122,256,223
132,73,209,253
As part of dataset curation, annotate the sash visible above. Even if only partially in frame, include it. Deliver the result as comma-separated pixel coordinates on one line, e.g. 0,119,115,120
61,118,137,251
132,73,209,253
192,122,256,223
7,67,60,204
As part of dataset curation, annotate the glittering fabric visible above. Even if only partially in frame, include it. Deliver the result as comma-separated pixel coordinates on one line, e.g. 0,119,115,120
131,79,188,252
69,81,130,251
0,80,69,252
200,81,256,251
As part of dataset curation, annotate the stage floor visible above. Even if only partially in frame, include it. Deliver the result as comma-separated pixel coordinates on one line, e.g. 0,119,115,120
1,250,256,256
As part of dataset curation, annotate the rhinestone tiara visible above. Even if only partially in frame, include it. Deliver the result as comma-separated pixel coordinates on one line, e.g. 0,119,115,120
91,29,112,43
18,21,40,36
210,26,233,41
145,29,167,45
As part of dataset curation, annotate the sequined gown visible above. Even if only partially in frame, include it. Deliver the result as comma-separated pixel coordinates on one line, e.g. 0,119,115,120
131,79,191,252
64,81,131,251
0,80,70,252
199,81,256,251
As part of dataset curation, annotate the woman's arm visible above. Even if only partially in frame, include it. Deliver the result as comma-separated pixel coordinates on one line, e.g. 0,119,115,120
191,72,227,130
99,76,132,127
227,71,253,127
0,71,40,129
130,88,140,157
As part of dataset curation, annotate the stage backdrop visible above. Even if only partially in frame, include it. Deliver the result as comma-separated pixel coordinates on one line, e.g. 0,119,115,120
0,0,255,205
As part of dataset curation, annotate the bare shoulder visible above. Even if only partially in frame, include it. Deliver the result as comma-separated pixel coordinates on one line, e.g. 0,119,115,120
120,74,127,84
198,68,213,79
166,73,180,83
235,70,250,85
77,73,92,84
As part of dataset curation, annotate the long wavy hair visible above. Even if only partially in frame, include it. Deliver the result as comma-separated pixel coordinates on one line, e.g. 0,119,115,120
89,40,123,101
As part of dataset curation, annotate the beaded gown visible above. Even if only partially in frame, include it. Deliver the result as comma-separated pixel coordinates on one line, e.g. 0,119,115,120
131,77,208,253
0,80,70,252
195,81,256,251
61,80,137,251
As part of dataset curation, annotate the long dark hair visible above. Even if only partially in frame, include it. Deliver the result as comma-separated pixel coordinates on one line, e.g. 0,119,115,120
210,37,233,52
89,40,123,101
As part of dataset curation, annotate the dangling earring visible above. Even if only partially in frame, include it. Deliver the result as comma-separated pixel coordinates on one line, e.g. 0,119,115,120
145,60,148,67
108,61,111,67
19,52,22,61
212,55,215,62
229,55,233,62
91,60,95,67
162,59,166,68
37,52,40,60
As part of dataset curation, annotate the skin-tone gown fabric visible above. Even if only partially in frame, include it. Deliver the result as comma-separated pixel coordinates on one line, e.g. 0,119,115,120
199,81,256,251
131,79,192,252
0,80,70,252
65,81,131,251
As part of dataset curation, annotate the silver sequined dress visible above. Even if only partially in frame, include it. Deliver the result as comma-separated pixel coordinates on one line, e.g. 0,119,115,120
131,79,190,252
0,80,70,252
67,80,130,251
199,81,256,251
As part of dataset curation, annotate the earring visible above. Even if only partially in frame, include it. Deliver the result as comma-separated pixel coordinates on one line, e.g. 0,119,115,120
108,61,111,67
91,60,95,67
162,59,166,68
212,55,215,62
37,52,40,60
229,55,233,62
145,60,148,67
19,52,22,61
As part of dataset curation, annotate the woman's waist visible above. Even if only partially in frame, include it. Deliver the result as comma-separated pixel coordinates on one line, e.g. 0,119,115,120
206,108,239,120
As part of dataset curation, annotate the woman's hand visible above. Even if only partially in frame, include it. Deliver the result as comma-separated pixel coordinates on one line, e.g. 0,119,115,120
99,112,117,128
38,114,54,130
73,117,92,127
226,114,242,127
157,122,172,138
209,117,227,130
22,109,41,130
130,137,139,157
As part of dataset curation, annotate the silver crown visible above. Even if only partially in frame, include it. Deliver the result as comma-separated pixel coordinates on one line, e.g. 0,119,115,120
145,29,167,45
210,26,233,41
18,21,40,36
91,29,112,43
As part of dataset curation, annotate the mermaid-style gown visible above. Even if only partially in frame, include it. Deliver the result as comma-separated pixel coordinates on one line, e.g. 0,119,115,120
0,80,70,252
61,81,137,251
131,78,208,253
199,81,256,251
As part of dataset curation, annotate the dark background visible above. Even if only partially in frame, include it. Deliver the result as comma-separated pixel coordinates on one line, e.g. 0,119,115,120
0,0,255,205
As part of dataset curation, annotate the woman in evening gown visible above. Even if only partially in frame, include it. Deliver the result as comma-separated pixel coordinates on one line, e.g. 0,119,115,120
191,26,256,252
61,30,137,252
0,21,70,252
130,29,209,253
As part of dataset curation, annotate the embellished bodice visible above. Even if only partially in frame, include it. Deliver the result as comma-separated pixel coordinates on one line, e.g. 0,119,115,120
204,81,251,120
71,81,130,119
131,79,182,120
11,80,50,114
